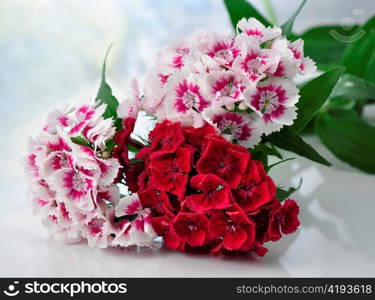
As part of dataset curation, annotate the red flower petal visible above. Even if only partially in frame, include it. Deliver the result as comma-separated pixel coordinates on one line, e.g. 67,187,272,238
186,174,232,213
138,186,169,215
196,137,250,189
209,204,255,251
124,162,144,193
112,117,136,165
279,199,300,234
223,225,248,250
150,216,170,236
208,213,228,238
183,123,216,150
150,120,185,153
234,160,276,212
150,146,194,198
173,213,208,247
164,227,186,251
252,243,269,257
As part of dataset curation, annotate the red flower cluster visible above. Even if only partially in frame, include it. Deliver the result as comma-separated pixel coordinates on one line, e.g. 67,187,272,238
120,120,300,257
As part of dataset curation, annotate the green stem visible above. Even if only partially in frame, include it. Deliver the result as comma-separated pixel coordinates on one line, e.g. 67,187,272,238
262,0,278,25
355,98,368,115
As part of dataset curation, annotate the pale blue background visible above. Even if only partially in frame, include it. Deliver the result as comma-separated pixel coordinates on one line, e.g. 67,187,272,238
0,0,375,278
0,0,374,218
1,0,374,211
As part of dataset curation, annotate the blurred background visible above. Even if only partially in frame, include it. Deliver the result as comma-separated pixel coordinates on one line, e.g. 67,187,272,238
1,0,373,209
1,0,374,277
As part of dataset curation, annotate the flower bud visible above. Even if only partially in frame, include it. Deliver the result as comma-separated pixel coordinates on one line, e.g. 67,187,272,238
238,101,248,111
225,103,235,111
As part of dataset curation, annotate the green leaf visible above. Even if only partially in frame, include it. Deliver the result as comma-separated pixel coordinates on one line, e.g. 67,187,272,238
71,136,91,148
262,0,278,25
276,178,302,201
267,157,295,172
341,16,375,84
268,128,331,166
128,144,140,154
223,0,271,30
301,25,360,70
105,138,116,151
327,97,356,110
115,214,138,223
290,66,345,133
315,109,375,173
95,45,121,130
251,143,283,159
331,73,375,100
280,0,307,37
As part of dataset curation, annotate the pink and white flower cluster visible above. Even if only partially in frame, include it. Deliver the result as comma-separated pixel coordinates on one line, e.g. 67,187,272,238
140,18,316,146
23,17,310,254
24,103,156,248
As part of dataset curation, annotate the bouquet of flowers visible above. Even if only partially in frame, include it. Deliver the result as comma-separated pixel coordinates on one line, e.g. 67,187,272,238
24,10,347,258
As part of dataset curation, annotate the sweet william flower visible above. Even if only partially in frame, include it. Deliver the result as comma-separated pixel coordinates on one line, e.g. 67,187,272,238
117,79,140,120
53,166,97,212
243,78,299,134
269,199,300,237
203,107,261,147
24,103,125,247
196,136,250,189
111,194,156,247
233,160,276,212
138,185,170,216
151,216,185,251
236,17,281,43
206,71,246,106
149,145,194,199
233,34,280,83
159,38,191,71
141,64,170,115
205,32,240,68
173,212,209,247
136,120,185,159
26,16,307,256
141,17,316,146
287,39,316,75
123,162,144,193
271,38,316,77
186,174,232,213
112,117,136,166
182,122,216,150
83,212,110,248
165,71,210,127
208,204,256,251
43,105,74,134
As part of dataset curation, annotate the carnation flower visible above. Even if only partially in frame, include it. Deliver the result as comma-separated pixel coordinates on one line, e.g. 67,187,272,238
149,145,194,199
236,17,282,43
243,77,299,134
24,102,156,248
208,203,256,251
111,194,156,247
25,16,305,258
173,213,209,247
233,160,276,212
196,137,250,189
141,17,315,144
118,120,300,257
185,174,232,212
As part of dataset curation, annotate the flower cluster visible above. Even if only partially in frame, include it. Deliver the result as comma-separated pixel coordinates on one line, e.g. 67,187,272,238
141,18,315,147
24,17,304,258
120,120,300,256
24,103,156,248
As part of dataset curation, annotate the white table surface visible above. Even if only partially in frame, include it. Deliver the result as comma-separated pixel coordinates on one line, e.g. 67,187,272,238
1,137,374,278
